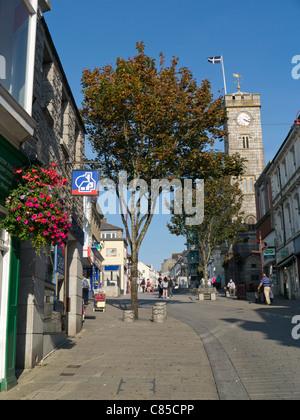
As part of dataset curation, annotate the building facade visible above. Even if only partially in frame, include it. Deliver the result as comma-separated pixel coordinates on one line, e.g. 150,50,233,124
256,117,300,299
100,220,128,296
82,196,103,291
0,0,39,391
14,8,86,372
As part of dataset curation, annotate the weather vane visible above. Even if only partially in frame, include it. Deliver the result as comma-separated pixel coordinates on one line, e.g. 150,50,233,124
233,73,242,91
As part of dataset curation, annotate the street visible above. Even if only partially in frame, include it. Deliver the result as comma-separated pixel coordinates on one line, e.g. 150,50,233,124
1,290,300,400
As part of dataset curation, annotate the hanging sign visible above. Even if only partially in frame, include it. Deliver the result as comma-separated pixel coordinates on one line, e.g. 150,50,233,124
72,170,98,196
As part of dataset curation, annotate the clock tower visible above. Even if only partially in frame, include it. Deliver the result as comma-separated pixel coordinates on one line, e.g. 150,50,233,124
224,87,265,227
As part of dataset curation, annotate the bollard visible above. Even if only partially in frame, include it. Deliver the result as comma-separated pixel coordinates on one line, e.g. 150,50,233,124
152,302,167,323
123,310,135,322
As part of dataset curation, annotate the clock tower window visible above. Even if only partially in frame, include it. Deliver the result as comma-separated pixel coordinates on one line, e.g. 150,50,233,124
242,136,249,148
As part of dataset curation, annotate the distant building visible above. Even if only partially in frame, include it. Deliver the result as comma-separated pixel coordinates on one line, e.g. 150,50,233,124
100,219,128,296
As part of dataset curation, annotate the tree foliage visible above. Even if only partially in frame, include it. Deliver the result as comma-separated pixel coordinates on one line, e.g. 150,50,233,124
167,177,247,286
80,42,245,317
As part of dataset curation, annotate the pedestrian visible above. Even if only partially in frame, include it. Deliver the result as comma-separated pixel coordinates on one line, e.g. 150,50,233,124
141,278,145,293
212,275,216,287
146,279,151,292
82,273,91,305
216,274,222,291
161,276,169,299
284,275,289,299
168,277,173,298
258,273,272,305
227,279,236,296
157,274,163,298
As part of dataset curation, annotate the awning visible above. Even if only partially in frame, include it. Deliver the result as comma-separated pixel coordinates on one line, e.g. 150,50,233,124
276,255,296,268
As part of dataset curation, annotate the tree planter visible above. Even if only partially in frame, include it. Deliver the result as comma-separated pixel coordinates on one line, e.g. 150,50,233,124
123,310,135,322
152,302,167,323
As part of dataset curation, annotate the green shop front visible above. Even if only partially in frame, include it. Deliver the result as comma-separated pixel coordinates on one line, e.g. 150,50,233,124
0,135,28,391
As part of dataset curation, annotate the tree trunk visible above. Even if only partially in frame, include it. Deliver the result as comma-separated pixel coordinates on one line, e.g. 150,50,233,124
130,212,139,320
130,250,139,319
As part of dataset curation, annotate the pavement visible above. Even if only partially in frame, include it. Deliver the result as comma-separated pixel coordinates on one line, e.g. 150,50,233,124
1,289,300,402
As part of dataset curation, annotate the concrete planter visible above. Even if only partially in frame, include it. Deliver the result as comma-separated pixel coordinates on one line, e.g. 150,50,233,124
152,302,167,323
123,310,135,322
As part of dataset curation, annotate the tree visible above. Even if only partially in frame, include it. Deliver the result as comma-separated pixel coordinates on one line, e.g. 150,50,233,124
80,42,244,318
167,176,247,287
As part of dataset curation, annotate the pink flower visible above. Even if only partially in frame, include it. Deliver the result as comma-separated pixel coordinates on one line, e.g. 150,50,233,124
38,213,43,218
42,219,47,223
43,231,48,235
32,214,37,219
46,212,51,217
51,216,56,221
16,217,21,221
50,204,54,208
24,220,28,224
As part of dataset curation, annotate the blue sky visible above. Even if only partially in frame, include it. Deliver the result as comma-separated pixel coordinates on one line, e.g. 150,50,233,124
45,0,300,271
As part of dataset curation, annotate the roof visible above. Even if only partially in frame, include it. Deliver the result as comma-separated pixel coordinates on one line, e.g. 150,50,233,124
101,221,123,231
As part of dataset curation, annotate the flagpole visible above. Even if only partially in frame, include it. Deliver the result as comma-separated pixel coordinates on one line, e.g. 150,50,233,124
221,55,227,95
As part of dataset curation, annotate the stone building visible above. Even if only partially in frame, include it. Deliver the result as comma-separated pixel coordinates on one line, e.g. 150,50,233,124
221,87,266,287
15,5,86,371
0,0,38,391
256,115,300,299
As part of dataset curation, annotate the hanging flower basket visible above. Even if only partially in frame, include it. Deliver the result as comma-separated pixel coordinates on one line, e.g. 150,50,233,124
222,253,229,270
0,163,71,254
233,252,243,264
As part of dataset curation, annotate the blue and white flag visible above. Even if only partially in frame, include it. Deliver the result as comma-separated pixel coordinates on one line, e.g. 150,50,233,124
207,56,222,64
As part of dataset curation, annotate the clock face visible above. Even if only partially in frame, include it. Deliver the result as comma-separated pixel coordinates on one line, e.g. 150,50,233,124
237,112,251,126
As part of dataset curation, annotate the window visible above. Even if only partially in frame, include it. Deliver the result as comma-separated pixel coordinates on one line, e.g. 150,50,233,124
291,147,296,168
0,0,36,111
242,136,249,148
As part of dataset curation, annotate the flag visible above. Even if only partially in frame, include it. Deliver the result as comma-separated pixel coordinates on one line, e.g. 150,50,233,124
207,56,222,64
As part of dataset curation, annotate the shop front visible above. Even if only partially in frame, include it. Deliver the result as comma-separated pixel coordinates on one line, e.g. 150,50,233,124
276,242,299,300
0,136,27,391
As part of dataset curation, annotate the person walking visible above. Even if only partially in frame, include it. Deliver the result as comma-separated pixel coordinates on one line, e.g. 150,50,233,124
140,278,145,293
157,274,163,298
146,279,151,293
161,276,169,299
258,273,272,305
82,273,91,305
216,274,222,291
168,277,173,298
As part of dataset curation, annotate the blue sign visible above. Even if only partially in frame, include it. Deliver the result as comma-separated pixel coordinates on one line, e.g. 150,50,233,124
72,170,98,196
104,265,119,271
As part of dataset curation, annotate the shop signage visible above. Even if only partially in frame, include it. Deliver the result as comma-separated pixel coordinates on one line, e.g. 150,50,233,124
263,249,275,261
104,265,119,271
72,170,98,196
280,249,289,259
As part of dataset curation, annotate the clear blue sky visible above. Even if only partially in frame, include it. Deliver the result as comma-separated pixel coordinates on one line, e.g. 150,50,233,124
45,0,300,271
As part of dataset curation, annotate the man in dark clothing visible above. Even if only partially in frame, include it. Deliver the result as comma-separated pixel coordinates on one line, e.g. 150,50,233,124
157,275,163,298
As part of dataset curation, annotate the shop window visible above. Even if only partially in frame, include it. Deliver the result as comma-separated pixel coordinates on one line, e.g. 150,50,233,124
0,0,35,109
43,244,66,334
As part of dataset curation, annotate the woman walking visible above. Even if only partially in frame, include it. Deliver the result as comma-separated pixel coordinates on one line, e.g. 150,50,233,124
161,277,169,299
